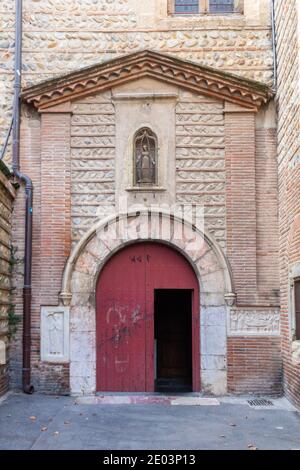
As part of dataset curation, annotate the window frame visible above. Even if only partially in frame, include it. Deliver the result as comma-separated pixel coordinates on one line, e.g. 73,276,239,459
209,0,235,14
289,264,300,342
289,265,300,363
293,278,300,341
173,0,200,15
168,0,243,15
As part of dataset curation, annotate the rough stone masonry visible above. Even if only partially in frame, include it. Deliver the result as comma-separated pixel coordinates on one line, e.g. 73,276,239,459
0,0,298,405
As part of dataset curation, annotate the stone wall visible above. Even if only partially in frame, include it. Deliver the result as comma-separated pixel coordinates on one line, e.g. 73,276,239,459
71,93,116,243
175,90,226,249
0,161,16,396
228,336,282,395
69,86,227,248
0,0,273,165
6,1,282,396
275,0,300,407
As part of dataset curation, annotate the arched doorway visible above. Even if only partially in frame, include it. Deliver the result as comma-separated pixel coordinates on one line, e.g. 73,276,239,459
96,242,200,393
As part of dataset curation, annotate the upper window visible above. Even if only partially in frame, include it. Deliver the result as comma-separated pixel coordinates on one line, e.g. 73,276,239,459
175,0,199,14
173,0,236,14
209,0,234,13
295,279,300,340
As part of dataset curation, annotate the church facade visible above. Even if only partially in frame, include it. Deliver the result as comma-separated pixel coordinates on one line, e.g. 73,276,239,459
17,50,280,396
1,0,296,399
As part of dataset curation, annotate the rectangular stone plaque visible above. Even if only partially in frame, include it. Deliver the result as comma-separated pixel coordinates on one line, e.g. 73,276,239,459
41,306,69,362
228,309,280,336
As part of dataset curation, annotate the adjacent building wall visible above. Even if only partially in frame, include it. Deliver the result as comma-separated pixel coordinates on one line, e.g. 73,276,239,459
0,162,16,396
275,0,300,407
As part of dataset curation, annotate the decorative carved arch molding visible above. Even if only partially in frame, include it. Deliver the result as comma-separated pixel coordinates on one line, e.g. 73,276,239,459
59,210,234,396
22,50,273,112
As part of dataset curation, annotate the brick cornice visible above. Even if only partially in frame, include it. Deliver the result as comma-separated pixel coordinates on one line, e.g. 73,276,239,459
22,50,273,112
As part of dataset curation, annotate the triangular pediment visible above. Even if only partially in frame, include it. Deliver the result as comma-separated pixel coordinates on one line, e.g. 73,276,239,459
22,50,273,112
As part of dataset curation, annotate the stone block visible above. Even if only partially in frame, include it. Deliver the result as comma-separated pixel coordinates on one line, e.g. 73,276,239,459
201,354,226,371
86,235,110,261
201,370,227,396
70,331,96,363
200,270,225,293
201,325,227,356
70,360,96,378
201,292,226,307
98,222,120,253
70,306,96,333
70,292,93,307
292,341,300,365
197,250,220,277
200,306,227,326
71,271,94,293
75,252,98,277
70,374,96,396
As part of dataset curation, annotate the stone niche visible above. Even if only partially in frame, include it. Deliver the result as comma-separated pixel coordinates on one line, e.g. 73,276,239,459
113,77,177,210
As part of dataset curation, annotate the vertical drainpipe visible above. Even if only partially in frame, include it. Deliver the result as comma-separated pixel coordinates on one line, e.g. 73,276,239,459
12,0,34,394
271,0,277,90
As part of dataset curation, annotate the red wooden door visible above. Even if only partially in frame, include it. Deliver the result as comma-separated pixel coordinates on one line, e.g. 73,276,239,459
96,242,200,392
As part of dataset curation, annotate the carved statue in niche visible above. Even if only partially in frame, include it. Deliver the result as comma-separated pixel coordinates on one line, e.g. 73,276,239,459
134,128,157,185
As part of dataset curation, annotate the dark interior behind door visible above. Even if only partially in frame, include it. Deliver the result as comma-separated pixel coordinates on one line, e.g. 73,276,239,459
154,289,192,392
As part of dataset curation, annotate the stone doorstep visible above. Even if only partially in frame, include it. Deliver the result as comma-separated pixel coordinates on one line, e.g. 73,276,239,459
74,395,299,411
75,395,220,406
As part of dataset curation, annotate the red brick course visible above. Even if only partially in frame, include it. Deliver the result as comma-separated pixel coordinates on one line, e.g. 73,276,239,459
225,111,257,305
228,337,283,396
255,126,280,305
10,111,71,394
224,108,281,397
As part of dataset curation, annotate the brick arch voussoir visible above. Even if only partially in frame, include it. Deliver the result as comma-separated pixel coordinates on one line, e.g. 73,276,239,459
60,210,234,306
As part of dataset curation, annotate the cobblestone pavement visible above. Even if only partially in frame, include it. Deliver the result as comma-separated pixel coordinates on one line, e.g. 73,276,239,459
0,392,299,450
